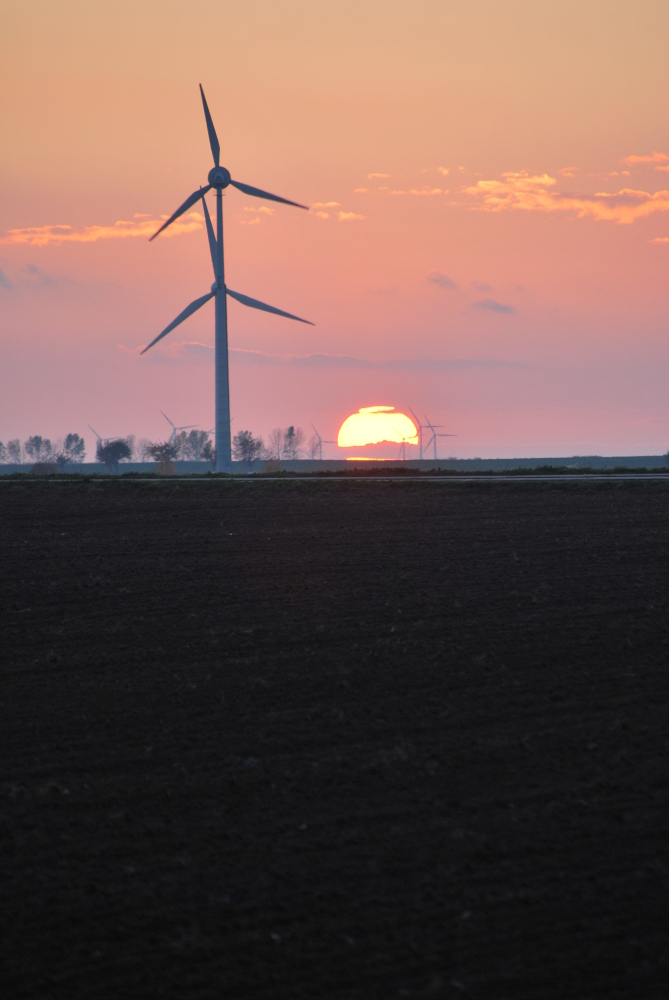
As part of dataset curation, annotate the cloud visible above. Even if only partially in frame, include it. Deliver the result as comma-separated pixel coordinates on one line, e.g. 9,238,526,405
243,206,274,215
657,166,669,174
559,166,577,177
25,264,54,285
135,342,527,371
472,297,515,314
623,151,669,165
229,350,526,371
651,236,669,243
473,282,492,292
352,188,368,194
0,267,13,289
437,167,449,176
0,212,203,247
337,212,365,221
368,173,390,179
427,270,458,291
465,171,669,224
311,202,342,219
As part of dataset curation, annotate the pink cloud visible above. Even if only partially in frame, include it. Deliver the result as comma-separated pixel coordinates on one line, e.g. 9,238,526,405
465,171,669,224
0,212,203,247
623,151,669,165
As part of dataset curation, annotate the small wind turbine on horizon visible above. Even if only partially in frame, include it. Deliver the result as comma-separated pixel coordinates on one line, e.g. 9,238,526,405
160,410,197,444
310,424,337,461
423,414,456,461
88,425,115,445
142,85,314,473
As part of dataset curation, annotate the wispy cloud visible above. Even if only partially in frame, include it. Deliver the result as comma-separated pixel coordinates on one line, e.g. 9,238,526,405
472,298,515,315
473,282,492,292
337,212,365,222
131,341,527,371
0,212,203,247
651,236,669,243
465,171,669,224
427,270,458,291
0,267,13,289
623,151,669,165
437,167,449,176
368,172,390,179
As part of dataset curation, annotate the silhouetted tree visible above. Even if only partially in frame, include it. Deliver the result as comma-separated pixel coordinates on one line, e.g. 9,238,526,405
24,436,53,462
0,443,7,463
283,425,304,460
148,441,178,462
53,433,86,469
97,438,132,473
7,440,21,463
201,440,215,465
267,428,284,459
266,426,305,460
173,429,212,460
232,430,264,465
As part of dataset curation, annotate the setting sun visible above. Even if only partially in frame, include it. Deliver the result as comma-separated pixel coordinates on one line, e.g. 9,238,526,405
337,406,418,448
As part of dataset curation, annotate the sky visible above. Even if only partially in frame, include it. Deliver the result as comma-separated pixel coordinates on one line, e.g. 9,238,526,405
1,0,668,459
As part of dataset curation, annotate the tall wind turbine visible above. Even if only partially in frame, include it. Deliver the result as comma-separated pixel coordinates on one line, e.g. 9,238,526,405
142,85,313,473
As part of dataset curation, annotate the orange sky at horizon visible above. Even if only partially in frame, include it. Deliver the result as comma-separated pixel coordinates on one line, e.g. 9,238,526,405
2,0,669,458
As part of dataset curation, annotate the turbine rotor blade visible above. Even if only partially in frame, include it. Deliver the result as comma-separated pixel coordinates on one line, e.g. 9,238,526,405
199,84,220,166
200,191,217,275
141,290,216,354
227,288,314,325
160,410,176,428
230,180,308,210
150,185,212,241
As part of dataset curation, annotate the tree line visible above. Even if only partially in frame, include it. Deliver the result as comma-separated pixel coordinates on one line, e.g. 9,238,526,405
233,426,321,463
0,425,321,470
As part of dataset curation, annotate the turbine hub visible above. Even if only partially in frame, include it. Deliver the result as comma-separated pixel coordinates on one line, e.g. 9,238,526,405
208,165,231,188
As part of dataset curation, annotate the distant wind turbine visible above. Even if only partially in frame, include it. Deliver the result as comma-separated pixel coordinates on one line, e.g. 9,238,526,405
88,425,114,445
310,423,337,461
142,85,313,473
160,410,197,444
423,414,456,461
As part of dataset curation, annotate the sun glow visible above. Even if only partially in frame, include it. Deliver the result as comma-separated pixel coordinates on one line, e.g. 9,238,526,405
337,406,418,448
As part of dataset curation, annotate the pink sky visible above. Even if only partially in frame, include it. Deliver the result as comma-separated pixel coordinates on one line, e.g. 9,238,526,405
2,0,669,458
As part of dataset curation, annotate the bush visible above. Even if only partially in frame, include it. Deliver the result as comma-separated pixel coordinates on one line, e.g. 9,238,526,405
147,441,178,463
54,433,86,469
97,439,132,473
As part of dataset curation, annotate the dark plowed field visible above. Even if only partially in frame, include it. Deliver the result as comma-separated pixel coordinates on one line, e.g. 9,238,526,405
1,478,668,998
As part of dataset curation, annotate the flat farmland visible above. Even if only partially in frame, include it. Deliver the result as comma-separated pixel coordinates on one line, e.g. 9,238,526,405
1,478,668,999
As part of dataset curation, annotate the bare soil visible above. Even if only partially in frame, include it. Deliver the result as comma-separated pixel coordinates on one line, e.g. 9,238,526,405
1,478,668,999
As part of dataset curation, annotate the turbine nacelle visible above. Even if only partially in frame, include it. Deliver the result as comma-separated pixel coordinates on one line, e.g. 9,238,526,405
208,165,231,188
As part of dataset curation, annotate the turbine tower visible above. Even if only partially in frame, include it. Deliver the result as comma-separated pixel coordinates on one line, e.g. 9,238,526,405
142,85,313,473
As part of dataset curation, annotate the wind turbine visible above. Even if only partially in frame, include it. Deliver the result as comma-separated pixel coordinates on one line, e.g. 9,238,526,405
423,414,456,461
88,425,114,445
160,410,197,444
142,85,313,473
409,408,427,460
310,423,337,461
